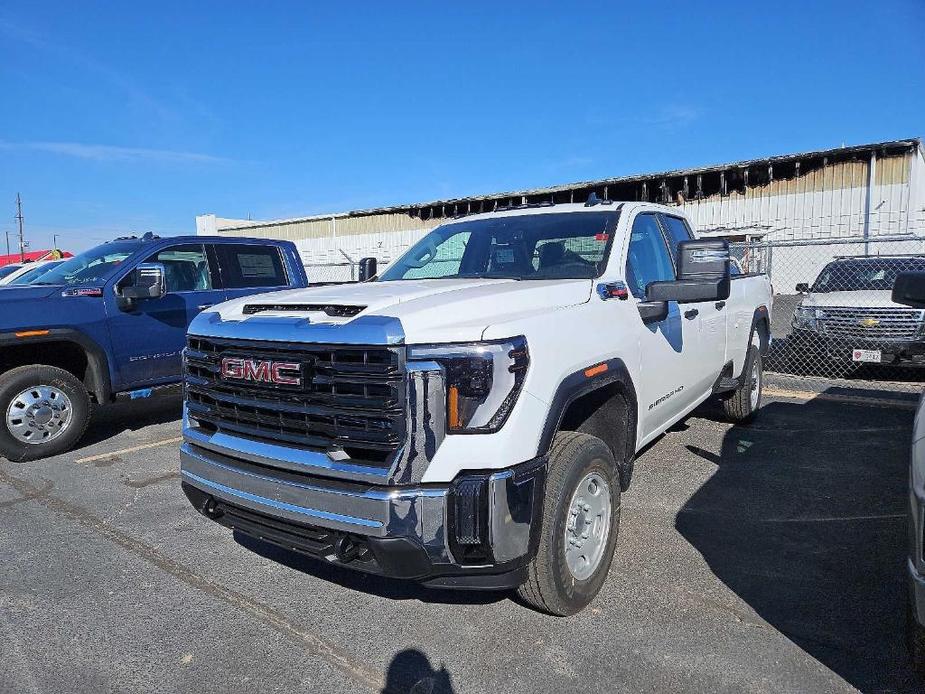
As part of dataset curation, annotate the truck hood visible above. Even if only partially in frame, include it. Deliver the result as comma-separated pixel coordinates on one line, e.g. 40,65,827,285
201,278,594,343
801,290,906,309
0,285,105,333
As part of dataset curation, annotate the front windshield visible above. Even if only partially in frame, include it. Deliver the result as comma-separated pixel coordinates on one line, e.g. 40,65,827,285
32,241,143,286
7,261,64,286
0,265,22,280
378,211,618,282
812,258,925,292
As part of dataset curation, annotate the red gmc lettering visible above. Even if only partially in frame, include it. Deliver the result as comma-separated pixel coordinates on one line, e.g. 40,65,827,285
220,358,301,386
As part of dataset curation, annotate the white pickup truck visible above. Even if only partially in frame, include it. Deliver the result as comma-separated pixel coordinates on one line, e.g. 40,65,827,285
180,200,772,615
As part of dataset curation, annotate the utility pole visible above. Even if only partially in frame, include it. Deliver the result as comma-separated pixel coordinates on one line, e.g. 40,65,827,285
15,193,25,262
4,230,10,257
53,234,59,252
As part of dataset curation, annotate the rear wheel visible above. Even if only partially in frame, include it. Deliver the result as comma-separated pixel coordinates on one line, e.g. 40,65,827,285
0,365,91,461
723,335,763,424
517,431,621,616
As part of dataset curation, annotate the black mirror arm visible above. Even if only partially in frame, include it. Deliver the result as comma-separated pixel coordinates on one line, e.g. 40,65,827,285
637,300,669,323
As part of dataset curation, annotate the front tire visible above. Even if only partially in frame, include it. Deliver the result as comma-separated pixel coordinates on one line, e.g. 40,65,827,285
722,336,763,424
517,432,621,616
0,365,91,462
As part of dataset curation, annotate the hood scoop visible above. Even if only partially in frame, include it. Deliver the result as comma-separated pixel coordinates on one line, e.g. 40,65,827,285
242,303,366,318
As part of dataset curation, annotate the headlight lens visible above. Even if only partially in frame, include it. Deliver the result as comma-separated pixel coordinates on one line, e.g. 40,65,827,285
407,337,529,433
792,305,824,329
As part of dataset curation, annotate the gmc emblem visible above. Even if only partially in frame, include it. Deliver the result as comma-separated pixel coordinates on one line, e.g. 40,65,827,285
220,357,302,386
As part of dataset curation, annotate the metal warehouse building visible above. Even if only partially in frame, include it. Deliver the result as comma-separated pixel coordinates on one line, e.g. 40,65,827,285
196,138,925,288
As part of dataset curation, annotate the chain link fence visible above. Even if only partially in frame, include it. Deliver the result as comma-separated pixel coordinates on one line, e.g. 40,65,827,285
730,235,925,395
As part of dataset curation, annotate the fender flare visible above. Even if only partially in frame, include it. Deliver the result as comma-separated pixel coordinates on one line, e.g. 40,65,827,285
0,328,113,403
536,357,638,470
752,305,771,356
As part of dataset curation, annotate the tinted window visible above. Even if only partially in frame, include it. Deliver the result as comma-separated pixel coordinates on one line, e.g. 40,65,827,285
661,215,693,262
813,258,925,292
625,214,675,299
217,244,288,288
141,244,212,292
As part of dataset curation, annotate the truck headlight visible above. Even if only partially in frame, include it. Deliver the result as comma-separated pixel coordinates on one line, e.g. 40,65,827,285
792,306,823,330
408,337,529,433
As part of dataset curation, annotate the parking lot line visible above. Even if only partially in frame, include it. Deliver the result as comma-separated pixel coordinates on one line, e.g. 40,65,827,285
74,436,183,465
763,386,918,410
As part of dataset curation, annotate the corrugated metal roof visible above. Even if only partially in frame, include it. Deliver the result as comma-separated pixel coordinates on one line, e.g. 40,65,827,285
216,137,921,231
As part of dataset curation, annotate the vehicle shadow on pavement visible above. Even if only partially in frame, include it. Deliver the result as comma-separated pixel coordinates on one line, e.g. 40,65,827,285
233,532,509,607
75,394,183,451
677,397,920,692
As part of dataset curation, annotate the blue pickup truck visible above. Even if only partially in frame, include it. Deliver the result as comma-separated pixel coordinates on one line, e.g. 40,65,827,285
0,232,307,461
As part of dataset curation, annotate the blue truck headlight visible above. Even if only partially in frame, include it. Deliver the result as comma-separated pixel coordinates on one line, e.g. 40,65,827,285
408,337,529,433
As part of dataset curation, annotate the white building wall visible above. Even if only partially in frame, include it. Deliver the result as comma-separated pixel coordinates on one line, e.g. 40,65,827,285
200,144,925,291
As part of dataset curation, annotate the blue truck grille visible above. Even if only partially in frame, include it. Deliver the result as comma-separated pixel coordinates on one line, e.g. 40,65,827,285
184,336,405,469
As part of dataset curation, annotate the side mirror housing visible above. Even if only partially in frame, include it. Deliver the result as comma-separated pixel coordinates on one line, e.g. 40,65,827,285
121,263,166,300
796,282,810,293
358,257,378,282
892,272,925,308
645,239,731,304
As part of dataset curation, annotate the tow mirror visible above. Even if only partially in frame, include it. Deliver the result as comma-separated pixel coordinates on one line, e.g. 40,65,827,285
122,263,166,300
358,257,378,282
796,282,810,293
645,239,731,304
892,272,925,308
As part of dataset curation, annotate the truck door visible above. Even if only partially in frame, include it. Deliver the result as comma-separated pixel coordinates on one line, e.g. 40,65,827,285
659,214,727,392
624,212,700,437
108,243,223,387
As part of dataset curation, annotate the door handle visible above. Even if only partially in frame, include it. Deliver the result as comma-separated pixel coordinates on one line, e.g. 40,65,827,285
715,301,726,310
684,309,699,320
197,303,213,311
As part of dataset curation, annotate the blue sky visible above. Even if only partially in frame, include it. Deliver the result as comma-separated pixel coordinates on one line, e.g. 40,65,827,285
1,1,923,253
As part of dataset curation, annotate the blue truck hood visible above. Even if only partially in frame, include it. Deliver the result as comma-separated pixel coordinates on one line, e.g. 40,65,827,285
0,285,106,333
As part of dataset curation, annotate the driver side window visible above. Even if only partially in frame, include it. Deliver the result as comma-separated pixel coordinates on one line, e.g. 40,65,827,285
119,244,212,294
625,214,675,299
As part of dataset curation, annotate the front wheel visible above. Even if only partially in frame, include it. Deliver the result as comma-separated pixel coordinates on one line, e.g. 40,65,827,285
0,365,92,462
517,432,621,616
722,336,763,424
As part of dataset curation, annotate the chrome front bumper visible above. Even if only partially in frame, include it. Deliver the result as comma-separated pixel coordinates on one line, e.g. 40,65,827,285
180,435,546,588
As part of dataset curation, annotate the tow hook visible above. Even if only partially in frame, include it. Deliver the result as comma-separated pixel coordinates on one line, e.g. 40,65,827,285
334,535,360,563
199,495,223,519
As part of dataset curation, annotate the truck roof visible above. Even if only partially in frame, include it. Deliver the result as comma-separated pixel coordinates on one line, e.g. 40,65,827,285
438,200,679,227
103,234,291,246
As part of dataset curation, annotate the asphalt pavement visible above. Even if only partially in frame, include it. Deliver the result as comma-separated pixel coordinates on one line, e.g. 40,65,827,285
0,390,920,693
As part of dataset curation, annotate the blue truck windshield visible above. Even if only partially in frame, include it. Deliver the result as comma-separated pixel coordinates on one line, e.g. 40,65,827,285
32,241,144,286
378,211,618,281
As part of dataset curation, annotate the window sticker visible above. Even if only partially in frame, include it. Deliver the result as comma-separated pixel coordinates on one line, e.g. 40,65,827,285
494,247,515,264
238,253,276,278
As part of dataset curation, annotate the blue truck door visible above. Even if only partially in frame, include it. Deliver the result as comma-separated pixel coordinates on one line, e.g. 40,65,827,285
214,243,295,302
108,243,224,388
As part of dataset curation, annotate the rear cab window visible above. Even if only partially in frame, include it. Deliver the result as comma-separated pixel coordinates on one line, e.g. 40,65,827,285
216,244,289,288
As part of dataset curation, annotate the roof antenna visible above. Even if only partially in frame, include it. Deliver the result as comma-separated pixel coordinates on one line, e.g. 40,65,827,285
585,192,601,207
